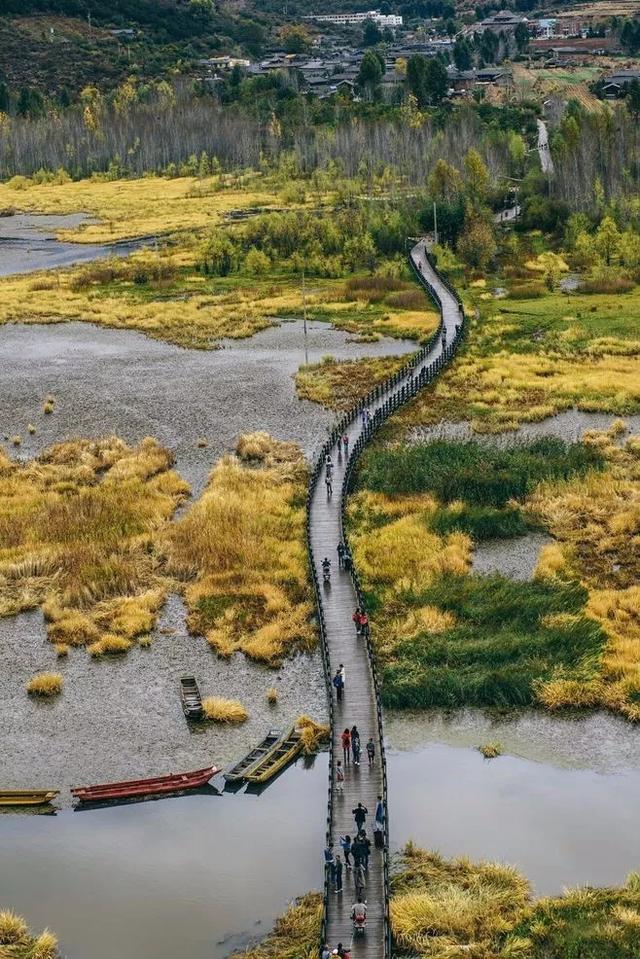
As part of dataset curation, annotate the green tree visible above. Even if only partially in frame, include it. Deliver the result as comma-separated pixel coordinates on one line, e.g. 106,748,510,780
428,159,463,201
200,234,237,276
619,230,640,269
457,211,496,273
514,22,530,53
627,78,640,120
464,148,490,200
595,216,620,266
363,19,383,46
573,231,598,271
357,50,384,101
538,252,564,291
424,57,448,105
244,246,271,275
281,25,311,54
453,37,473,70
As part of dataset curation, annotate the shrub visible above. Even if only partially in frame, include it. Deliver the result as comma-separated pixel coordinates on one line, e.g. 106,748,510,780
385,289,425,310
508,281,546,299
202,696,248,723
26,673,63,697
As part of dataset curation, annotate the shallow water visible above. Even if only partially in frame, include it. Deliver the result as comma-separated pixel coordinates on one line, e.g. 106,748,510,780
0,596,327,796
408,408,640,447
0,758,327,959
472,531,552,580
0,213,152,276
0,319,415,497
386,710,640,895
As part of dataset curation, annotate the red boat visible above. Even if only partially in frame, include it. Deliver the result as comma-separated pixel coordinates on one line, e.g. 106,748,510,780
71,765,220,803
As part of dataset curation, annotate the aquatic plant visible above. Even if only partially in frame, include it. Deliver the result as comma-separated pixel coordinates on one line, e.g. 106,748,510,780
201,696,248,724
295,355,409,411
390,846,640,958
165,434,314,665
229,892,322,959
478,741,503,759
0,910,28,944
296,715,330,754
0,438,188,658
26,672,63,697
266,687,278,704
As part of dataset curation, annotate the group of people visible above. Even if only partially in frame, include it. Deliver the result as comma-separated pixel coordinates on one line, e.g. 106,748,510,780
351,607,369,640
340,726,375,770
323,794,386,899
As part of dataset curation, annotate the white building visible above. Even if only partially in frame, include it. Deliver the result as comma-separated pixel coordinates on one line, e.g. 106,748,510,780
305,10,403,29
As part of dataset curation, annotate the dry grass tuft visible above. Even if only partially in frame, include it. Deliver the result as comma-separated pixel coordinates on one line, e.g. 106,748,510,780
478,741,503,759
165,433,314,665
54,643,69,658
11,435,22,447
202,696,249,724
26,672,63,697
0,910,28,944
297,714,330,754
27,424,36,435
30,930,59,959
229,892,322,959
266,686,278,704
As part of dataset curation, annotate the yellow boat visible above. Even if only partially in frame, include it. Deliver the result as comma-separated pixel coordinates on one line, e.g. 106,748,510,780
0,790,59,807
244,727,302,784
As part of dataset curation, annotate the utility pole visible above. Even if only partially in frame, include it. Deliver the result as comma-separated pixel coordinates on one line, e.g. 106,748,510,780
433,202,439,246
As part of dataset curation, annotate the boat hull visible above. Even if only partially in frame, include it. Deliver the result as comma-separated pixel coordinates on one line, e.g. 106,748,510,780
224,728,282,782
244,729,302,785
71,765,220,803
0,791,59,806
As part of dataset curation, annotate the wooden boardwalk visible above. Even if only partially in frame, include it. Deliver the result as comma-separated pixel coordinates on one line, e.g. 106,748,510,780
308,241,462,958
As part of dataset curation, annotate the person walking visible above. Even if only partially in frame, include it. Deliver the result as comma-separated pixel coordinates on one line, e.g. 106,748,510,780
337,541,345,568
366,736,375,767
341,727,351,765
359,610,370,639
325,473,333,499
350,725,360,757
373,816,384,849
342,433,349,454
324,843,336,886
351,833,363,868
320,945,331,959
352,802,368,832
352,607,362,636
375,795,385,828
339,834,352,868
354,861,366,901
335,854,343,893
352,735,361,767
333,668,344,702
359,831,371,869
343,549,352,573
336,760,344,794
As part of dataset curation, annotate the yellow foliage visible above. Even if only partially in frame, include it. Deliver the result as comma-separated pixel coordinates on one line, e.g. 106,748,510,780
165,434,314,665
0,437,187,663
297,714,330,754
26,672,63,697
202,696,248,724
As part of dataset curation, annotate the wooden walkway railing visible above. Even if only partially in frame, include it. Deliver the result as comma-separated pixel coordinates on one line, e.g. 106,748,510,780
306,240,466,958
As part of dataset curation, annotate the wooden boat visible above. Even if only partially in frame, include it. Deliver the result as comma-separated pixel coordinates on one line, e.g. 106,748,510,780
71,765,220,804
0,790,59,807
224,728,282,783
244,727,302,785
180,675,203,720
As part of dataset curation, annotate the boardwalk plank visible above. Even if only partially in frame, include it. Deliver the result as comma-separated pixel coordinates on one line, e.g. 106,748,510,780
308,243,461,958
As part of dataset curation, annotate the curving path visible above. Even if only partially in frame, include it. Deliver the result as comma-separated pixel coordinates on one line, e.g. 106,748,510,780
307,240,464,957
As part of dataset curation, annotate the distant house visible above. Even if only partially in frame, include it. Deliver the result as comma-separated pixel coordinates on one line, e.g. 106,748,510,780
468,9,527,36
601,71,640,99
446,66,511,95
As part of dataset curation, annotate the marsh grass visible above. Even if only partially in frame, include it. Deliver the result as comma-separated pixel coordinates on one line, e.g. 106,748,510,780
479,741,503,759
391,846,640,958
0,437,188,660
266,687,278,704
202,696,248,724
297,715,330,754
229,892,322,959
381,574,604,709
359,439,603,505
165,433,314,665
26,672,63,697
295,355,407,410
0,910,28,943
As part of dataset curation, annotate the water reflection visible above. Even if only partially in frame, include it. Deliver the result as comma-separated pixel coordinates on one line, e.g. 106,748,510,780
387,710,640,895
0,758,327,959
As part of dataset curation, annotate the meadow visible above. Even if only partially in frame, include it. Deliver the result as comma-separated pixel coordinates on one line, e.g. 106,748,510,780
397,272,640,435
349,433,640,718
390,844,640,959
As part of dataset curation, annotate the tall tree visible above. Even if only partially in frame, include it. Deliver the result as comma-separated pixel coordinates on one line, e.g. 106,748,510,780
357,50,384,101
453,37,473,71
